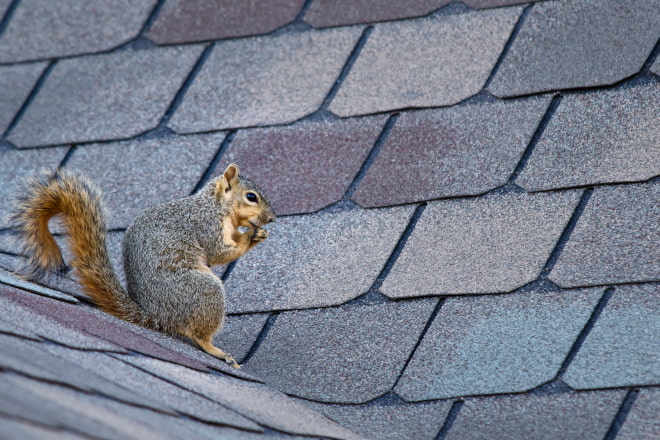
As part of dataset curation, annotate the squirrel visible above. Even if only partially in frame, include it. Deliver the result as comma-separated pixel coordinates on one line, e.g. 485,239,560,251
11,164,275,368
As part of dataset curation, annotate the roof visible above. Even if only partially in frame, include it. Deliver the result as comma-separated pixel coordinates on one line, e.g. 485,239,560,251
0,0,658,439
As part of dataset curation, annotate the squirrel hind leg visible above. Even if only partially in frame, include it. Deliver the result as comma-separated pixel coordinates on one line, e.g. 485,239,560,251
184,329,240,369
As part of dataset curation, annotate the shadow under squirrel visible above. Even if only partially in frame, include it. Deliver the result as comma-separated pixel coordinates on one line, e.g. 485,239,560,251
11,164,275,368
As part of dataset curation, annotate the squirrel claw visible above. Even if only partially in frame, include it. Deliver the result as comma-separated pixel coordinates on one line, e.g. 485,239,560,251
226,358,241,369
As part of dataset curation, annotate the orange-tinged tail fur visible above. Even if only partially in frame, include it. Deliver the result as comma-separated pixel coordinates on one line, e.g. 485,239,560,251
12,169,144,324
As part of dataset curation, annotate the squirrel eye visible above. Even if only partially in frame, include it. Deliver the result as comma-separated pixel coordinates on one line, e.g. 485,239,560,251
246,192,258,203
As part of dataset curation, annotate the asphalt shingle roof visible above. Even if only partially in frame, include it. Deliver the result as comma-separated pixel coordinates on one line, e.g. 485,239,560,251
0,1,658,439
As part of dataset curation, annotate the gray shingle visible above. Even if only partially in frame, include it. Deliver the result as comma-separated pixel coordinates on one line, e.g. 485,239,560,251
0,0,11,17
246,299,438,403
8,46,204,148
3,372,247,440
39,347,261,431
146,0,305,44
168,27,362,133
0,293,122,351
303,0,450,28
329,8,521,117
225,205,415,313
516,81,660,191
0,335,167,411
302,397,452,440
382,191,581,297
217,313,270,363
489,0,660,97
0,270,78,303
652,57,660,76
395,289,602,401
65,132,223,229
617,388,660,440
216,116,387,215
563,284,659,389
549,183,660,287
0,372,136,440
0,145,68,228
463,0,540,8
0,0,156,63
0,415,87,440
0,62,47,134
123,356,361,439
445,391,625,440
353,96,552,207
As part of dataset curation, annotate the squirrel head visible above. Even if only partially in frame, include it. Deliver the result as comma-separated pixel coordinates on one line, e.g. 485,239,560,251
215,164,275,228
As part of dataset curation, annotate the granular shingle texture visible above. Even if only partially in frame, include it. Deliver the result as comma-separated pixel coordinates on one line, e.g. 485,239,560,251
489,0,660,97
304,397,452,440
516,81,660,191
123,356,361,439
215,116,387,215
8,46,204,148
329,8,521,116
147,0,305,44
395,289,602,401
246,299,438,403
0,0,157,63
563,284,660,389
617,388,660,440
224,205,415,312
303,0,450,28
550,183,660,287
0,144,69,228
353,96,551,207
1,0,659,438
65,132,224,229
169,28,362,132
0,62,47,135
382,191,581,297
445,391,626,440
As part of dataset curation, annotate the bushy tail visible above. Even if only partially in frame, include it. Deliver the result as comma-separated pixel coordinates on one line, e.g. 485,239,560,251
11,169,145,324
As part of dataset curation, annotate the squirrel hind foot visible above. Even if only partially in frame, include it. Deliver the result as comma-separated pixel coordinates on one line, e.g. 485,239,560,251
192,335,241,369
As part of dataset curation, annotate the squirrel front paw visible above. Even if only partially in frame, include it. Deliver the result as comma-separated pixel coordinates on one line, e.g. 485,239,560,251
250,227,268,243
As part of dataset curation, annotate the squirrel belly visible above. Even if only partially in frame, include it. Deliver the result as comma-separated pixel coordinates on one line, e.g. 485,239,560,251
12,164,274,368
11,169,148,326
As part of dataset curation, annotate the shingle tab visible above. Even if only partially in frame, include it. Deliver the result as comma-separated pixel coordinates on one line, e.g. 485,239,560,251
303,397,452,440
0,63,47,135
39,346,262,431
215,116,386,215
0,145,68,228
246,299,438,403
563,284,660,389
382,191,581,297
147,0,305,44
169,28,362,132
445,391,625,440
123,356,361,439
617,388,660,440
489,0,660,97
395,289,602,401
550,183,660,287
0,292,122,351
0,0,157,63
8,46,204,148
303,0,450,28
217,313,270,363
353,96,551,207
3,372,247,440
329,8,521,117
64,132,223,229
225,205,415,313
463,0,539,8
517,82,660,191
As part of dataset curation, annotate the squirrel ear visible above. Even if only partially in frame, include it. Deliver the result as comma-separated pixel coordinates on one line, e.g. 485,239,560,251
220,164,240,193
